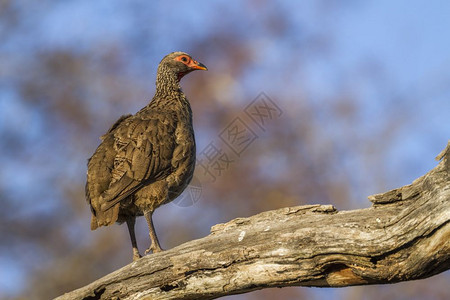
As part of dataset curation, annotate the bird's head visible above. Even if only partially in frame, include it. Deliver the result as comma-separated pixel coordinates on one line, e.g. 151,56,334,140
158,51,207,82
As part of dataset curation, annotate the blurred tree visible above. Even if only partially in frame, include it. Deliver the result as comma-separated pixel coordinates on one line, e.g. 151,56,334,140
0,1,448,299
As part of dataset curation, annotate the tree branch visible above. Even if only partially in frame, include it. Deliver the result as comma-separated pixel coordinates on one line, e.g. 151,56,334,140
57,142,450,300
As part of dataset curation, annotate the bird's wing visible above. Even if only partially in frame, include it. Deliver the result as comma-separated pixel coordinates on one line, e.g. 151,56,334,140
88,111,176,211
98,110,177,211
86,114,134,228
100,114,132,141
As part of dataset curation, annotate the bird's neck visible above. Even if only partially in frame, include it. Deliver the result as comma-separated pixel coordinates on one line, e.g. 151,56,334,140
154,66,182,98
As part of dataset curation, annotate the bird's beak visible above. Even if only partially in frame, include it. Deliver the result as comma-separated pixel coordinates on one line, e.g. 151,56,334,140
189,60,208,71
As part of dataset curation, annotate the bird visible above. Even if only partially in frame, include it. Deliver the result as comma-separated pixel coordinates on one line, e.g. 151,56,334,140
86,52,207,261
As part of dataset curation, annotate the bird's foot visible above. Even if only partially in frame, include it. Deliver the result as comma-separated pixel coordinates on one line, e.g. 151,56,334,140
144,243,163,255
132,249,142,261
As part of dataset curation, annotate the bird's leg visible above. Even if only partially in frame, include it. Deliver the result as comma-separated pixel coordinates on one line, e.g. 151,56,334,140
126,217,141,261
144,211,163,254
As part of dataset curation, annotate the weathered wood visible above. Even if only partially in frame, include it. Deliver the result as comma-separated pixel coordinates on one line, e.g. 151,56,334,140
57,142,450,300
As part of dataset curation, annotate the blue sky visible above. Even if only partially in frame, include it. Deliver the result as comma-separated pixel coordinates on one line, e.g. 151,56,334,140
1,0,449,298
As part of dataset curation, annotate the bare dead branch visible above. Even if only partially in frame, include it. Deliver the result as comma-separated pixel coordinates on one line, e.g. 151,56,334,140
56,142,450,300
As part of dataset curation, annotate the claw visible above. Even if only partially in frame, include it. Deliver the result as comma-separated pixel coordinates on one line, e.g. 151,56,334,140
145,243,163,255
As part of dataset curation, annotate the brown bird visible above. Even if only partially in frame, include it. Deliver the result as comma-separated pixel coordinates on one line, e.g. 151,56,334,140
86,52,207,261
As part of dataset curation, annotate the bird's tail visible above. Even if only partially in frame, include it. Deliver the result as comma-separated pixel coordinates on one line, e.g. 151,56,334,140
90,203,120,230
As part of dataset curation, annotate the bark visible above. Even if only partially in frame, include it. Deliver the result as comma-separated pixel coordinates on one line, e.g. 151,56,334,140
56,142,450,300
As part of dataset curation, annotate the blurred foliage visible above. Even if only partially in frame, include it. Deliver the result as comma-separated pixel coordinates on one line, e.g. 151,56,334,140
0,1,448,299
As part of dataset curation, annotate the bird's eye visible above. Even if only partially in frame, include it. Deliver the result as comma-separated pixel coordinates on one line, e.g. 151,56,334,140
181,56,188,62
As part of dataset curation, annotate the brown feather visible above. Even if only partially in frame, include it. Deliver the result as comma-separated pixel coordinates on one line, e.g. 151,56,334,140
85,52,205,260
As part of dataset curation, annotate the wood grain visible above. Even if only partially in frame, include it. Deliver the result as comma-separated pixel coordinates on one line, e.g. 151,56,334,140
56,142,450,300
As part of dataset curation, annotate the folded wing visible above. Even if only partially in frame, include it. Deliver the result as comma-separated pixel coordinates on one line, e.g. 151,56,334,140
86,110,176,229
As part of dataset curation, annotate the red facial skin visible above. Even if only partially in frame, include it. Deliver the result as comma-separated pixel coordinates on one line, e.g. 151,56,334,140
174,55,207,70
